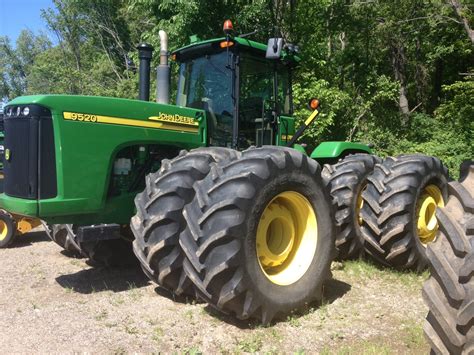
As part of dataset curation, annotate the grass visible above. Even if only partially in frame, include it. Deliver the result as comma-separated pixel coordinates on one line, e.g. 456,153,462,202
152,326,164,342
318,319,427,355
109,295,125,306
69,259,82,267
64,285,75,293
183,347,202,355
95,310,108,321
236,333,264,353
269,328,283,342
401,320,425,349
324,342,393,355
123,324,139,335
183,309,197,325
286,314,302,327
113,346,127,354
339,259,428,291
127,287,143,301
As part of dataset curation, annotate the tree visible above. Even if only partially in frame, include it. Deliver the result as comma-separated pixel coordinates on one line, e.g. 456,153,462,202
0,30,51,100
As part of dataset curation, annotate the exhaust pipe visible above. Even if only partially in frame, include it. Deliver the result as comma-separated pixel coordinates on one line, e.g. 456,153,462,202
156,30,170,104
137,43,154,101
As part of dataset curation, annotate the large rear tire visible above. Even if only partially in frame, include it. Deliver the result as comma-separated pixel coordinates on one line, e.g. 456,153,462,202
0,210,16,248
131,148,240,297
360,154,448,270
322,154,381,259
180,146,336,324
423,161,474,354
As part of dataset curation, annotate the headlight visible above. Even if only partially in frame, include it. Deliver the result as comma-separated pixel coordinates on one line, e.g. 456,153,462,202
16,107,21,116
6,107,12,117
22,107,30,116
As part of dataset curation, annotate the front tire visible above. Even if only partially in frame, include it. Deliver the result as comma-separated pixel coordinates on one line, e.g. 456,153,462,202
423,161,474,354
0,210,16,248
180,146,336,324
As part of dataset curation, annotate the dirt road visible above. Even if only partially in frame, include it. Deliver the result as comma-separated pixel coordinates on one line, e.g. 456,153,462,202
0,230,429,353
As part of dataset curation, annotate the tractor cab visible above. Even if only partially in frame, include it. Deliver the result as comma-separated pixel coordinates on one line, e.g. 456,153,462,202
172,27,299,149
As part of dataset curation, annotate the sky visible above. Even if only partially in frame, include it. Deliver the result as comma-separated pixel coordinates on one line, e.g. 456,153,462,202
0,0,54,45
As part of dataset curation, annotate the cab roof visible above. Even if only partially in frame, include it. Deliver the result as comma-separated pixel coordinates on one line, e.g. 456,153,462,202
172,36,300,64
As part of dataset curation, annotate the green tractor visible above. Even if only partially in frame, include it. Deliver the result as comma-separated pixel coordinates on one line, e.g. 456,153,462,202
0,21,447,323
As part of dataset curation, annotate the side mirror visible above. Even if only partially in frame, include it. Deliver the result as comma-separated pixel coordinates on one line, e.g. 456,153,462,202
265,38,283,60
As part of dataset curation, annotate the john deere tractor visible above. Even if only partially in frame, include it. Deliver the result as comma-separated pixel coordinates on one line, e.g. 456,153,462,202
0,21,448,323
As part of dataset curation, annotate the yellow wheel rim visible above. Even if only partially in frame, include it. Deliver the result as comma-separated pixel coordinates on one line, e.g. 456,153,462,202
417,184,444,246
0,220,8,241
256,191,318,286
356,184,367,226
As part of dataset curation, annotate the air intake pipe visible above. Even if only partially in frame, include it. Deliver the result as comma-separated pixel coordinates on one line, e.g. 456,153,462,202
156,30,170,104
137,43,154,101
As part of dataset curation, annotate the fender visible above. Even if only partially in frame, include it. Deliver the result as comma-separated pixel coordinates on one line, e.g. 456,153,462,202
310,141,372,160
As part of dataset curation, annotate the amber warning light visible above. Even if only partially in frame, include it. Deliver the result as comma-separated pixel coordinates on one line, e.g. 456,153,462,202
309,98,320,110
220,41,234,48
223,19,233,34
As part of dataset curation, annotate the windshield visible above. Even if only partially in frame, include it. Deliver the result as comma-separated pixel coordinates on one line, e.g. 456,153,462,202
177,52,233,146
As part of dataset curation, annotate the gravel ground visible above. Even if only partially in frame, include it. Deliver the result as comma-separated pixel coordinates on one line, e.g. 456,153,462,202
0,229,430,354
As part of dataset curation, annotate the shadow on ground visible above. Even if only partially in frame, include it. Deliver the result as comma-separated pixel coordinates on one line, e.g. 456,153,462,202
154,286,205,305
59,249,85,258
55,263,150,294
201,278,352,329
6,231,50,248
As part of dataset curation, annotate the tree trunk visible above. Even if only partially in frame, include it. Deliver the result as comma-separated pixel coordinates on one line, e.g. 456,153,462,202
431,59,444,112
338,32,347,89
449,0,474,44
327,4,334,60
391,41,410,117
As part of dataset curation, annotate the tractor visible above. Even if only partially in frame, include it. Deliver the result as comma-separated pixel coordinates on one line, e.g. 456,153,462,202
0,21,449,324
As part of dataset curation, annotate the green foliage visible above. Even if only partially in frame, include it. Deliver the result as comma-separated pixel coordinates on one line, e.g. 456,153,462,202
0,30,51,99
0,0,472,172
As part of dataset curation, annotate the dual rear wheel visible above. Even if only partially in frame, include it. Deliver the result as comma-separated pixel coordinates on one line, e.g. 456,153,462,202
360,154,448,270
132,146,336,323
324,153,449,270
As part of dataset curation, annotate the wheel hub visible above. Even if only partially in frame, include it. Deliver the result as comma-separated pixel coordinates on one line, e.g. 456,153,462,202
256,191,318,286
356,184,367,226
257,204,296,268
417,184,444,246
0,220,8,241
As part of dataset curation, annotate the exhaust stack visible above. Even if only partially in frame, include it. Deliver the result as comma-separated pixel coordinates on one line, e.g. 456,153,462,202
137,43,154,101
156,30,170,104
